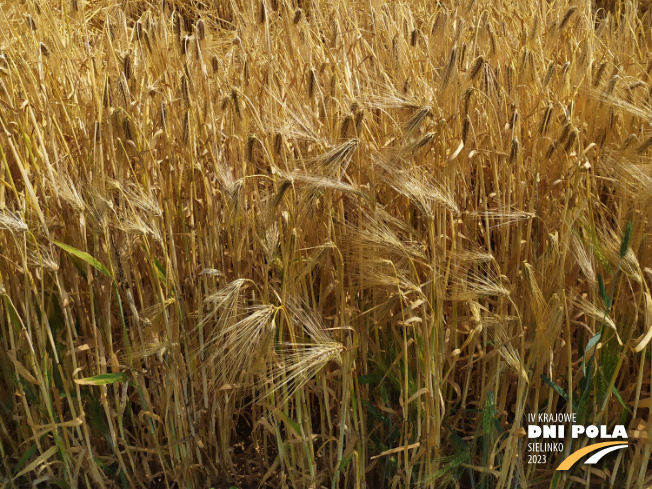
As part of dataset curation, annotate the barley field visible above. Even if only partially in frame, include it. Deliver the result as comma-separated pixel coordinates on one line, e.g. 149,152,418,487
0,0,651,488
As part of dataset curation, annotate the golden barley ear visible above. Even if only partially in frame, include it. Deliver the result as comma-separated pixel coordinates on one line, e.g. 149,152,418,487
254,303,344,402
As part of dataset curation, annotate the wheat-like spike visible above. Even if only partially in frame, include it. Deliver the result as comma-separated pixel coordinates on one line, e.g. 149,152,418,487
486,317,529,382
0,209,28,232
402,105,432,136
470,55,485,81
442,45,457,90
449,267,510,301
256,340,344,402
375,155,459,218
307,138,359,176
559,6,578,30
540,104,553,134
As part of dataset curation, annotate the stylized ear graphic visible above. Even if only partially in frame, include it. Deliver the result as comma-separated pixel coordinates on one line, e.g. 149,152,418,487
556,442,628,471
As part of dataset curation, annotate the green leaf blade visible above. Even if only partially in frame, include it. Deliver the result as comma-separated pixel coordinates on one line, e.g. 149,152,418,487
619,220,633,259
75,373,128,386
53,241,112,279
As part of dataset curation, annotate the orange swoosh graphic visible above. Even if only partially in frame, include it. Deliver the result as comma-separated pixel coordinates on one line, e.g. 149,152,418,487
556,441,628,471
